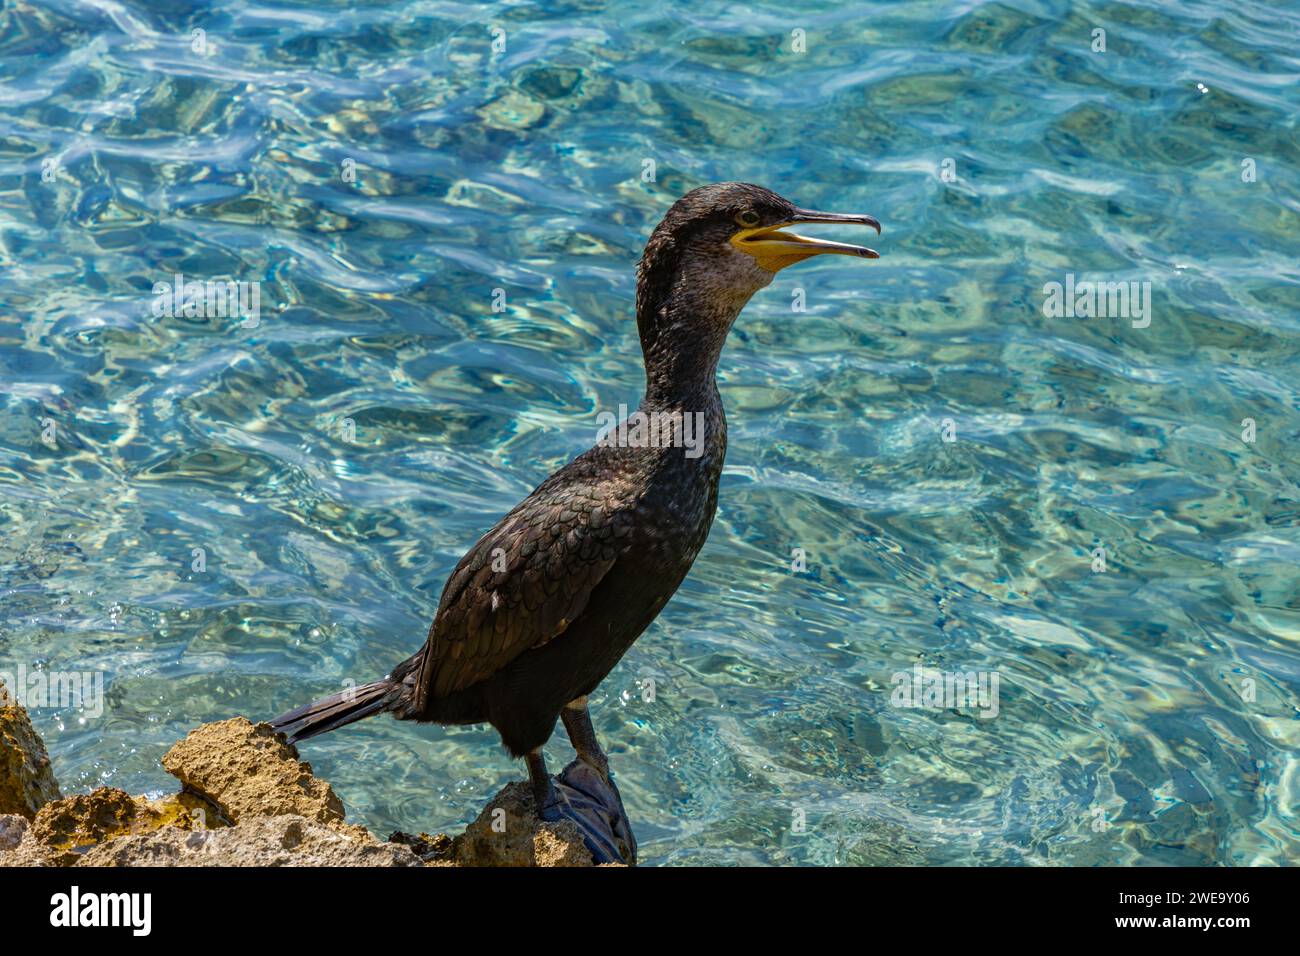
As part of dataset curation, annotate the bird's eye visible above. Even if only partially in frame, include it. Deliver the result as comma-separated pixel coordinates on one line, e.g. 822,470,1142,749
735,210,760,228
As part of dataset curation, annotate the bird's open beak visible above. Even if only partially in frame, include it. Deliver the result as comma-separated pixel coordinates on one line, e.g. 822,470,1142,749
731,208,881,272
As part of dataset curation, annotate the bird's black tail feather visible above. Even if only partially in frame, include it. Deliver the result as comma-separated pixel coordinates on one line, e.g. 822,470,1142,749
269,678,394,744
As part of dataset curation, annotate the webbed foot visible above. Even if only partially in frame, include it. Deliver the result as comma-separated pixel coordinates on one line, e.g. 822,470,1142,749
551,757,637,865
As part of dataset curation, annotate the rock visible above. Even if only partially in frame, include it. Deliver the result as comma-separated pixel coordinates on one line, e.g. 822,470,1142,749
77,814,423,867
0,690,62,819
30,788,195,866
0,813,29,850
387,829,457,863
161,718,362,836
0,701,608,867
0,813,56,867
457,782,597,867
397,781,595,867
476,89,545,131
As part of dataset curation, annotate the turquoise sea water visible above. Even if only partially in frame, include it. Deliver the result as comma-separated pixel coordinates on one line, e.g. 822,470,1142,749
2,0,1298,866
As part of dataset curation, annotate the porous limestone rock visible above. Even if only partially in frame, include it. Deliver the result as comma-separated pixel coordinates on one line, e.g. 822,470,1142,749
77,814,423,867
0,703,600,867
0,689,62,819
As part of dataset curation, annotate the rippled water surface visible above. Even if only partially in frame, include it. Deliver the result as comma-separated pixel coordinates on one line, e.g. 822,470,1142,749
2,0,1299,865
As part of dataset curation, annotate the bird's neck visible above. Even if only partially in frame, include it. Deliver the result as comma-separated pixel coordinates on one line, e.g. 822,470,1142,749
639,276,750,411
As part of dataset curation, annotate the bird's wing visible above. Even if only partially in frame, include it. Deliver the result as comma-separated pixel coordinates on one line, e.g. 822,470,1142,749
414,476,630,707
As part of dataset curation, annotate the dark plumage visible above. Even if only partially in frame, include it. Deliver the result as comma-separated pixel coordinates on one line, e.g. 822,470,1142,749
270,183,880,862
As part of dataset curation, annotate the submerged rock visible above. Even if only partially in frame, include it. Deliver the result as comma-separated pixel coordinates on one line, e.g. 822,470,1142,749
0,688,62,819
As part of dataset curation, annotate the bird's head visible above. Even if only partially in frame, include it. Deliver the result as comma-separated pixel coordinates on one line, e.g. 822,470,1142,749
635,182,880,390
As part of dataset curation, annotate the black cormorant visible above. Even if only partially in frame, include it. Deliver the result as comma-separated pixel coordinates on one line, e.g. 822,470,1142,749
270,182,881,862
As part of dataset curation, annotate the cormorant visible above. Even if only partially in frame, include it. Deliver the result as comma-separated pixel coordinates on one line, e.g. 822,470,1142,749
270,183,880,863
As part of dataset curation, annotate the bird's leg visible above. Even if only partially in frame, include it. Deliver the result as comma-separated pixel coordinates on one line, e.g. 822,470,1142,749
561,696,609,781
555,696,636,863
525,747,559,818
526,743,629,862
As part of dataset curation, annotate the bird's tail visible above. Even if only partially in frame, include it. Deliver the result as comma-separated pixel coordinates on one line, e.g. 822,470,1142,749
269,678,396,744
270,653,423,744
